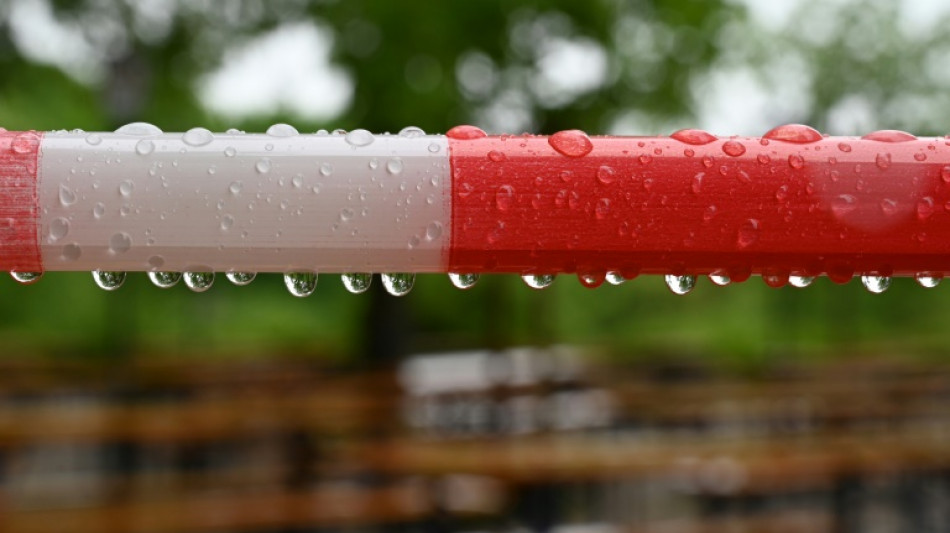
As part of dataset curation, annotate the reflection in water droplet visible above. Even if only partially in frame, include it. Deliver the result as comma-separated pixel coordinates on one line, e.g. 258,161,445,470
548,130,593,157
149,271,181,288
284,272,318,297
860,275,890,294
522,273,555,289
449,272,479,289
578,272,605,288
182,127,214,147
382,273,415,296
709,274,730,286
665,274,696,295
605,272,625,285
915,273,941,288
789,276,815,288
10,271,43,284
92,270,126,291
342,273,373,293
226,271,256,286
183,271,214,292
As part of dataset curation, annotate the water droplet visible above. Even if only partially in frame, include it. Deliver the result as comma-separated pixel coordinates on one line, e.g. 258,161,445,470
596,165,616,184
838,142,852,153
59,185,77,207
605,272,625,285
914,152,927,162
880,198,898,216
115,122,162,136
595,198,610,220
522,273,555,289
762,270,789,288
762,124,822,143
224,146,237,157
915,273,941,288
832,194,857,217
495,185,514,211
425,221,443,240
941,166,950,184
398,126,426,138
382,273,415,296
709,274,730,286
255,158,271,174
61,243,81,261
221,271,255,286
266,123,298,137
487,150,506,163
789,276,814,288
109,232,132,254
578,272,605,288
10,271,42,284
862,130,916,143
284,272,318,297
48,217,69,241
736,219,759,248
788,154,804,169
229,181,243,196
135,139,154,156
670,129,716,145
339,207,355,222
183,271,214,292
861,275,890,294
149,271,181,288
875,153,891,170
85,133,102,146
219,214,235,231
665,274,696,295
341,273,372,293
702,155,714,168
446,125,487,140
386,158,404,175
721,140,746,157
182,127,213,147
93,202,105,219
92,270,126,291
119,180,134,197
345,128,374,147
548,130,593,158
447,272,479,289
775,185,789,202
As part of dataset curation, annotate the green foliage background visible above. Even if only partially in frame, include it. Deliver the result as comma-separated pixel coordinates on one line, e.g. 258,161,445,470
1,0,949,366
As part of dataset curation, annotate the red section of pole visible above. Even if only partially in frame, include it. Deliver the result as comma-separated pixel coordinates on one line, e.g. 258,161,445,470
0,130,42,273
448,126,950,284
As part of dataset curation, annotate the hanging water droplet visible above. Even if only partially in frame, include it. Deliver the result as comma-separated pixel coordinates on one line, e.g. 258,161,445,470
226,271,256,286
522,273,555,290
345,128,374,147
448,272,479,289
183,271,214,292
266,123,298,137
149,271,181,288
255,158,271,174
665,274,696,295
135,139,154,156
59,185,77,207
92,270,126,291
182,127,214,147
709,274,730,286
788,276,815,288
284,272,318,297
860,275,890,294
382,273,415,296
915,273,941,288
548,130,593,158
341,273,372,294
605,272,625,285
10,271,42,284
399,126,426,138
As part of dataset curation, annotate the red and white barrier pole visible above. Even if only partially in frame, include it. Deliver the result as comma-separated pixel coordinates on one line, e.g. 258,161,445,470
1,123,949,295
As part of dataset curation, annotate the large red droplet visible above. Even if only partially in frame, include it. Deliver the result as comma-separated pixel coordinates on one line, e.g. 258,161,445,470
762,124,822,144
548,130,593,158
861,130,917,143
446,125,488,140
671,129,717,146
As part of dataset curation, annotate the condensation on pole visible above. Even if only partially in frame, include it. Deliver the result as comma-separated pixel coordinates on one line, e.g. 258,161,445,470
0,122,949,295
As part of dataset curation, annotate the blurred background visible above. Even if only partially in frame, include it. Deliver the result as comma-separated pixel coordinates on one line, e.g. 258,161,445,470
2,0,950,532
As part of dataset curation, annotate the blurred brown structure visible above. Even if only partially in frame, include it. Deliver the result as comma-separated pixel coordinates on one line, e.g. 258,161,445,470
0,353,948,533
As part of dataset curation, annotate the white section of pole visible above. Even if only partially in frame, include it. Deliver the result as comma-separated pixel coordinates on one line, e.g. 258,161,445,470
38,128,450,273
